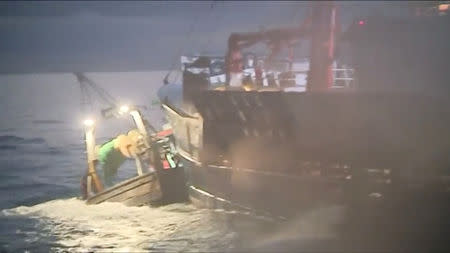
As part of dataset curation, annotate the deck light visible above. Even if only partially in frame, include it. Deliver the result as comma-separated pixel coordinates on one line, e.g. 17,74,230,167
119,105,130,115
83,119,95,127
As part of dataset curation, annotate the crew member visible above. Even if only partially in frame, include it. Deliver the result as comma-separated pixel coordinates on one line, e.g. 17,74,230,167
97,131,140,187
255,59,264,88
96,135,128,187
226,35,244,88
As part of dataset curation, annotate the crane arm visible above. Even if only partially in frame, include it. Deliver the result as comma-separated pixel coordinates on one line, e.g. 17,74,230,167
228,19,312,51
225,12,313,85
74,72,118,108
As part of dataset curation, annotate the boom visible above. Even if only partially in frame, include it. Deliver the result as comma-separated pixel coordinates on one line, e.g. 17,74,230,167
225,1,339,91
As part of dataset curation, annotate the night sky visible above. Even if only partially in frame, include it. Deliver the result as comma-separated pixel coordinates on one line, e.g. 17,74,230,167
0,1,411,74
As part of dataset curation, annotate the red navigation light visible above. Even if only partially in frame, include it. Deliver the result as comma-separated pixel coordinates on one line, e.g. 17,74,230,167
358,20,365,26
439,4,449,12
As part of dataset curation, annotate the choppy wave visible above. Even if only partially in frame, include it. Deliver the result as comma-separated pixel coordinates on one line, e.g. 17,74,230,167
1,197,349,252
2,198,237,252
0,135,46,145
0,134,66,155
32,120,65,125
37,146,65,155
0,145,17,150
0,128,14,133
0,135,24,143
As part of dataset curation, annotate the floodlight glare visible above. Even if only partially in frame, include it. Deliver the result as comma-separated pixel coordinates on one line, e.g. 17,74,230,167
83,119,95,127
119,105,130,114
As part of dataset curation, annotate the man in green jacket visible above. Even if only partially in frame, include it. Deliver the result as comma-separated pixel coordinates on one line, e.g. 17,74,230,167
97,134,134,187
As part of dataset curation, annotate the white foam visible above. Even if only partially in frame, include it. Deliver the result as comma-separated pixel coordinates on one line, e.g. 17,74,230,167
3,198,234,252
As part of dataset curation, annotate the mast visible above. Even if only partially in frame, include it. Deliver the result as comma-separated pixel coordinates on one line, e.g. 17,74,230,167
307,1,339,91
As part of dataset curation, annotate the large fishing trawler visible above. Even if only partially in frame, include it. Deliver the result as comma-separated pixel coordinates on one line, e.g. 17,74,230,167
159,2,450,225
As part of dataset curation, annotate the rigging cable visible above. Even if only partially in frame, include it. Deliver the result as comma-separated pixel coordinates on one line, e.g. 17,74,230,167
80,81,94,116
75,72,118,109
164,1,217,84
172,1,219,83
198,1,221,54
163,3,208,84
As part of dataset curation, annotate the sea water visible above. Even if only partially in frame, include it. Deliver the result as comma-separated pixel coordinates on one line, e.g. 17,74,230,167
0,72,241,252
0,72,348,252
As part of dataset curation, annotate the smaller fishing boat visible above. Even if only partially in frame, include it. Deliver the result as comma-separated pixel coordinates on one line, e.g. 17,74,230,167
76,73,187,207
85,172,161,206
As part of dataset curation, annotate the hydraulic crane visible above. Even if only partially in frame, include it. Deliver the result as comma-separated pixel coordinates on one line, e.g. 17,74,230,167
225,1,339,91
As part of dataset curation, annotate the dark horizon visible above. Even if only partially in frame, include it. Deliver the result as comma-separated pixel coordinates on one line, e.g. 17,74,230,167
0,1,411,74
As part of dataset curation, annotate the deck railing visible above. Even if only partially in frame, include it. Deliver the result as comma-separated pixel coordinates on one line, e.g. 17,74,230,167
206,66,356,89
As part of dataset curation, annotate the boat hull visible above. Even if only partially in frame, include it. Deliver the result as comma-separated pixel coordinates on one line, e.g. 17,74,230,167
87,172,162,206
180,154,347,219
163,100,349,219
162,89,450,218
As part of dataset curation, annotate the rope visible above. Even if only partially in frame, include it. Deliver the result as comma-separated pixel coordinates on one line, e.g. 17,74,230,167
164,3,211,84
80,82,94,116
171,1,221,84
86,81,117,107
75,73,118,109
168,1,224,84
200,1,221,54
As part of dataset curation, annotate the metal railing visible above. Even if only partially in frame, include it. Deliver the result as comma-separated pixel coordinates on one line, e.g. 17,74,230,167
276,67,355,88
332,67,355,88
206,66,356,89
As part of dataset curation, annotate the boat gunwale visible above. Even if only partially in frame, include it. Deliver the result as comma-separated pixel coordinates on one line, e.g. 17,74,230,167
86,172,159,204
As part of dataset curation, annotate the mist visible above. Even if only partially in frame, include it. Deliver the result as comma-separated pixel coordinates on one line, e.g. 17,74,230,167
0,1,410,74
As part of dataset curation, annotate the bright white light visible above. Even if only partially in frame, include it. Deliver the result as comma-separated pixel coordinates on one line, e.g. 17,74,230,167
83,119,95,127
119,105,130,114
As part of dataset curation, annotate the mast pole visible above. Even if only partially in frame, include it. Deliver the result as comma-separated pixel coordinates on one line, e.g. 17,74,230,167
307,1,338,91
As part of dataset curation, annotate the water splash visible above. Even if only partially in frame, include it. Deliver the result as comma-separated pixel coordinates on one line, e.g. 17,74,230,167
3,198,237,252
